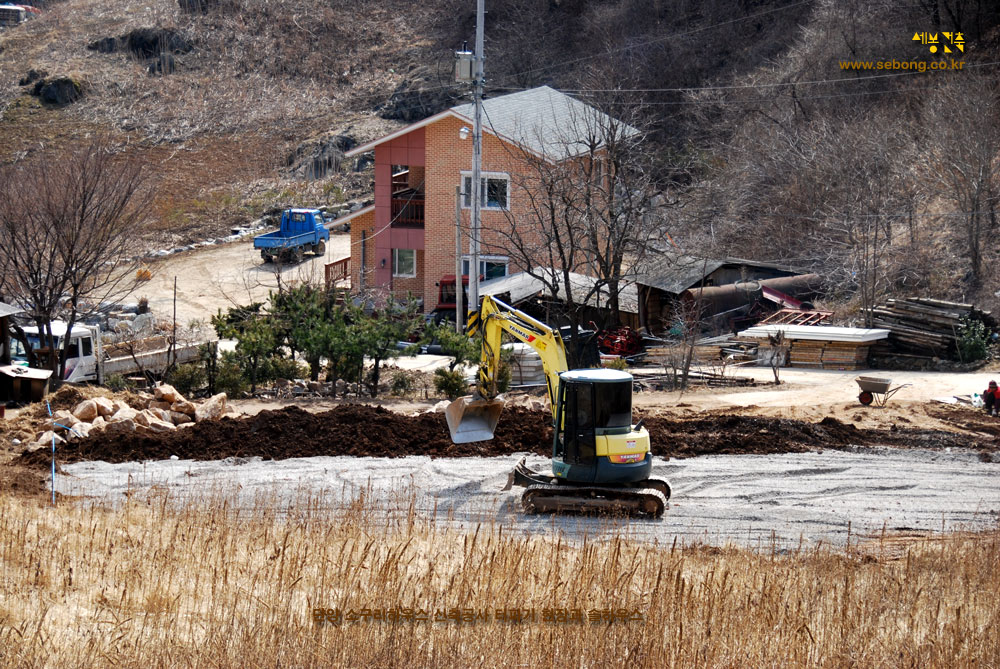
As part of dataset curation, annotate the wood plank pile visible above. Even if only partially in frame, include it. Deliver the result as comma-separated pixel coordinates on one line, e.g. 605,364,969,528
864,297,995,357
645,341,757,366
820,341,872,370
635,370,756,390
762,339,872,370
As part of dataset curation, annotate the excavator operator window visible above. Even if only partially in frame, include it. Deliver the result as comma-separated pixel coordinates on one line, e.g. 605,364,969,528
592,381,632,429
563,381,596,465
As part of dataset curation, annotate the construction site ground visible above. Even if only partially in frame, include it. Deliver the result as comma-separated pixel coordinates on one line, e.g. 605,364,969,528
3,366,999,548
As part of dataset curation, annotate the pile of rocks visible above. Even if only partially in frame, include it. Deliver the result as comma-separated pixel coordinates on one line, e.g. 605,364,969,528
31,385,235,450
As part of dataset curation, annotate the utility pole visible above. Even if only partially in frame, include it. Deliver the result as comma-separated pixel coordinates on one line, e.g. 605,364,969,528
469,0,484,313
455,186,463,333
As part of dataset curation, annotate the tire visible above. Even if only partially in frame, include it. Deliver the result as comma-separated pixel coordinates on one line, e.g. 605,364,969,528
315,239,326,256
293,247,304,264
262,251,273,263
858,391,874,406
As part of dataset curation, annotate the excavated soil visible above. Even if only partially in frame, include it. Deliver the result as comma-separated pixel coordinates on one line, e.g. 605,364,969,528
17,403,997,468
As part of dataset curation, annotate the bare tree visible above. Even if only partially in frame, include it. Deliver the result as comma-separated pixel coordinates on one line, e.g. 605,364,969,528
923,76,1000,290
486,88,661,364
0,140,151,379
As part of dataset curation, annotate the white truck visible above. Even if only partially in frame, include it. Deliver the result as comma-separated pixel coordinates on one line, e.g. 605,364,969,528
11,321,202,384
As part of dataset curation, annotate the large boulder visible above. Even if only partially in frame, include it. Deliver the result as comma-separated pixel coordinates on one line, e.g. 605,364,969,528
34,77,83,105
49,410,79,431
154,384,180,404
171,399,196,415
33,431,65,451
169,411,193,425
194,393,227,422
109,406,139,423
286,131,354,180
88,28,193,58
93,397,115,417
67,422,93,441
72,399,99,422
147,418,176,433
377,66,462,122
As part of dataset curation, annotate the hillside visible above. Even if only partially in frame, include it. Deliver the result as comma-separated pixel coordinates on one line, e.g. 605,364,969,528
1,0,998,308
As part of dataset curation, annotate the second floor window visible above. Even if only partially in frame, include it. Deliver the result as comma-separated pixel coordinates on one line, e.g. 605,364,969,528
462,172,509,210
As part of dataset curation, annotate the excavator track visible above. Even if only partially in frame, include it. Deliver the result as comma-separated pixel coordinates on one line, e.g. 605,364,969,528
521,484,667,518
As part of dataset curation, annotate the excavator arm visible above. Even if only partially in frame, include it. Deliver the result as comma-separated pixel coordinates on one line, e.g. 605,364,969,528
468,295,568,417
446,295,567,442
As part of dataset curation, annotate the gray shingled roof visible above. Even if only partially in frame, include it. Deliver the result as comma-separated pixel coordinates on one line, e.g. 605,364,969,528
451,86,639,161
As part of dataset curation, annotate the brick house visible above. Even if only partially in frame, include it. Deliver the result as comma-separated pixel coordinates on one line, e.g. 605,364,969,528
337,86,636,313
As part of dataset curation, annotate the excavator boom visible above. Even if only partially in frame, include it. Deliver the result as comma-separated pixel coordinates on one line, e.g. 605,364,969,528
446,296,567,443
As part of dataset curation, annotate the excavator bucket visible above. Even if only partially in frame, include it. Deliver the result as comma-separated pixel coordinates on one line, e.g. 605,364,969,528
445,394,505,443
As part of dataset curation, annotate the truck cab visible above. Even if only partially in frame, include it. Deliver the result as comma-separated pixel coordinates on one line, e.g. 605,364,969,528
12,322,100,382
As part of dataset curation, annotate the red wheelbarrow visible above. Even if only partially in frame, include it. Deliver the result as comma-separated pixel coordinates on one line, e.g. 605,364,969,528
855,376,911,407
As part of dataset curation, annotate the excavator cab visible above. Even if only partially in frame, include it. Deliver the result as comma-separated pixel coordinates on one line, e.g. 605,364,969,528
551,369,650,484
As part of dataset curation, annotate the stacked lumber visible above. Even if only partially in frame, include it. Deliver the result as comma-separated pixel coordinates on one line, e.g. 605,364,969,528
820,341,871,370
645,343,756,365
770,340,871,370
788,341,825,368
864,297,995,356
645,345,720,365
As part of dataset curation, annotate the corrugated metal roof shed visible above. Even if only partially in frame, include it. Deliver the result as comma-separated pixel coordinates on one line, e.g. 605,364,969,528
635,253,727,295
0,302,23,319
636,251,804,296
479,267,638,313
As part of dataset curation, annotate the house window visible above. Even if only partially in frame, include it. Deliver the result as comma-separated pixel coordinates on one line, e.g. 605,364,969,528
392,249,416,278
461,172,509,210
462,255,509,281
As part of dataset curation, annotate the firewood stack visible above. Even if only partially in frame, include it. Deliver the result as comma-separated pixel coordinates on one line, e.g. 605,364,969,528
865,297,995,358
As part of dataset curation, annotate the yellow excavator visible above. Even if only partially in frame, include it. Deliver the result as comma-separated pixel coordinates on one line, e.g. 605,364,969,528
446,295,670,517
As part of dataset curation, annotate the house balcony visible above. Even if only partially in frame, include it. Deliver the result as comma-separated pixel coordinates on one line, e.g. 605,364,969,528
390,188,424,228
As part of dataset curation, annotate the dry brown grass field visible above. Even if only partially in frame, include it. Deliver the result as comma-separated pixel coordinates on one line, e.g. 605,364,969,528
1,489,998,668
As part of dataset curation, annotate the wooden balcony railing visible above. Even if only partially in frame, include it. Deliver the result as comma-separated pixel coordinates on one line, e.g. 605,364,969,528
325,256,350,288
391,195,424,227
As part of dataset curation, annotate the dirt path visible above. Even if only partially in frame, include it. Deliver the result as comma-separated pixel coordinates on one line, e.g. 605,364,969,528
124,231,352,325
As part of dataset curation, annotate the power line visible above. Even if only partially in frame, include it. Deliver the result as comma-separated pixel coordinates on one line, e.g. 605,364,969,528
491,0,815,87
493,59,1000,95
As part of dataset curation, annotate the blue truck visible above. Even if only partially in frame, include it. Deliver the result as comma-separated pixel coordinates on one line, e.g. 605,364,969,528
253,208,330,263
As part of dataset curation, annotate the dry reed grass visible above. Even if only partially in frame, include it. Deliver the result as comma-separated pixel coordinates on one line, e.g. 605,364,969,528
1,489,998,667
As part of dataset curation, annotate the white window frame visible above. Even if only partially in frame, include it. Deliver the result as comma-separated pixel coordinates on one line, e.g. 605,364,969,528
462,255,509,281
461,171,510,210
392,248,417,278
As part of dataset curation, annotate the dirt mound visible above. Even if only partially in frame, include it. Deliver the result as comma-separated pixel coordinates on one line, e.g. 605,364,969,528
18,406,551,466
16,404,993,468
